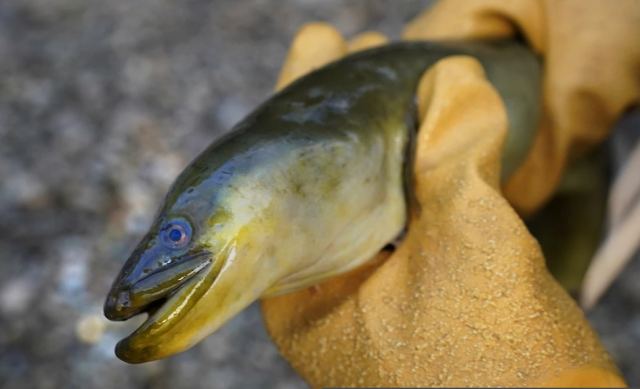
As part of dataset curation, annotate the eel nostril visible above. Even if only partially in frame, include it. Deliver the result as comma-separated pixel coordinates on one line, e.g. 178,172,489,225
158,257,172,267
116,291,131,310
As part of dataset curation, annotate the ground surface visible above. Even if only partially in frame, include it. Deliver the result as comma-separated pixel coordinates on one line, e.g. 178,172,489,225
0,1,638,388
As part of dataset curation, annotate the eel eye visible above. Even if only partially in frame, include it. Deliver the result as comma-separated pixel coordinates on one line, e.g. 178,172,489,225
161,218,192,249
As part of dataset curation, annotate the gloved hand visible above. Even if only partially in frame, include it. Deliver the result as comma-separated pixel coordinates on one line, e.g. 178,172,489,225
261,19,626,387
405,0,640,320
404,0,640,216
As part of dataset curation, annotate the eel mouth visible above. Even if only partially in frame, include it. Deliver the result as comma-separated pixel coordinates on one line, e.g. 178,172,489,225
104,251,218,363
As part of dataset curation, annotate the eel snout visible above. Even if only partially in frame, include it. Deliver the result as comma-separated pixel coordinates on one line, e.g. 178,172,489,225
104,252,211,321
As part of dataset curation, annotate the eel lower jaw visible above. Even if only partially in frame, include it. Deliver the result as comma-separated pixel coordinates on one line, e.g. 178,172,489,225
114,260,219,363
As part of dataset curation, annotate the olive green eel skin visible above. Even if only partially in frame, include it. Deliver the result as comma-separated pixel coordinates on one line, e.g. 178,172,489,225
104,40,541,363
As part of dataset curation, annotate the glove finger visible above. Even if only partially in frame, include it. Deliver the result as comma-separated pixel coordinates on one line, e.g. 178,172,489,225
405,0,640,214
275,22,347,92
505,0,640,214
413,55,506,192
403,0,545,53
347,31,388,53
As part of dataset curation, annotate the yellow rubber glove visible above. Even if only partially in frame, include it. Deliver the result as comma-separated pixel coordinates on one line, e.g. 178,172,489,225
262,23,625,387
405,0,640,216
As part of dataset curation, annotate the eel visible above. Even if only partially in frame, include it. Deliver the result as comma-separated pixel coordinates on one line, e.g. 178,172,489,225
104,40,541,363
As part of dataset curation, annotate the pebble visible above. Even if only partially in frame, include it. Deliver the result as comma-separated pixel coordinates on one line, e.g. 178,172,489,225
76,314,107,345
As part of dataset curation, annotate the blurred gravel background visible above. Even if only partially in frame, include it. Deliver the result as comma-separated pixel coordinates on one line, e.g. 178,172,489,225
0,0,637,388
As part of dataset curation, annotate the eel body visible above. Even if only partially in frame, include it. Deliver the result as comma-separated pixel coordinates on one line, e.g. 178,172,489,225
104,40,541,363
